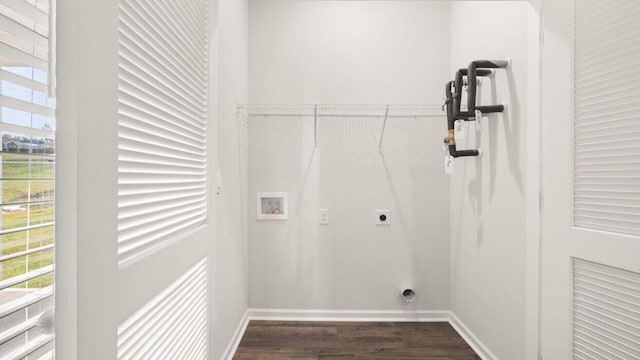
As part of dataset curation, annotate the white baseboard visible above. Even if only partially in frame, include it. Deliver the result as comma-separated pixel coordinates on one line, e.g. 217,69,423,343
222,308,496,360
448,312,498,360
221,309,250,360
247,308,450,322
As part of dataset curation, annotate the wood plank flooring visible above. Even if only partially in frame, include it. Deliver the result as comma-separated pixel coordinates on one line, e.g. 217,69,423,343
234,321,481,359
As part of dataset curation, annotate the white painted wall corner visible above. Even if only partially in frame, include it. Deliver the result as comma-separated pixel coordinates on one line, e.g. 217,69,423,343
221,309,250,360
449,312,499,360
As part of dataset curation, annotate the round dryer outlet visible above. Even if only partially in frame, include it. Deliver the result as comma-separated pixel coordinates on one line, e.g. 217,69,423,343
375,210,391,225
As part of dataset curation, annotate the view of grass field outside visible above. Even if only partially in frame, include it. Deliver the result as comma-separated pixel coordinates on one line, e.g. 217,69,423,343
1,150,54,289
0,1,56,356
0,66,55,295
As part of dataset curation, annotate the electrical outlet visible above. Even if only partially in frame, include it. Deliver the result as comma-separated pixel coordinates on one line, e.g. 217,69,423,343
319,209,329,225
375,210,391,225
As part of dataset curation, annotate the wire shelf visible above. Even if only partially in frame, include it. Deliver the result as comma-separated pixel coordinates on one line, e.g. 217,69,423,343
237,104,444,119
237,104,445,150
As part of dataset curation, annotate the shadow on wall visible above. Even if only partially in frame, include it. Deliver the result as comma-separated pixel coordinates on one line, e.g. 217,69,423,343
486,65,524,202
460,63,524,247
379,150,418,300
247,115,319,304
504,67,523,196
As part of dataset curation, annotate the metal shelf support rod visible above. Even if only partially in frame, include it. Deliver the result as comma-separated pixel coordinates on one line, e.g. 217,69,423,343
314,104,318,149
378,105,390,151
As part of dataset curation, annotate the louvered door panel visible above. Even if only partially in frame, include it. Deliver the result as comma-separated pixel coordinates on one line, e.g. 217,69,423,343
117,0,209,265
573,258,640,359
574,0,640,236
117,258,208,359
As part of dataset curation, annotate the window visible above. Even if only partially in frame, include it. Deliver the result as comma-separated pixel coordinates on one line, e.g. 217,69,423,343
0,0,55,358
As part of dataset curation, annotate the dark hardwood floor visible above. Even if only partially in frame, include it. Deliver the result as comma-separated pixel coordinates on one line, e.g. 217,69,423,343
233,321,481,359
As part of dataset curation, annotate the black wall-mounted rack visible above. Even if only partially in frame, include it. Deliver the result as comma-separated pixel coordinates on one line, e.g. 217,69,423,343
443,60,510,158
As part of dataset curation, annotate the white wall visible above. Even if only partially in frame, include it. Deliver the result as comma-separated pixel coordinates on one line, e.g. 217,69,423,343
449,2,534,359
248,0,450,105
210,1,249,359
246,1,452,311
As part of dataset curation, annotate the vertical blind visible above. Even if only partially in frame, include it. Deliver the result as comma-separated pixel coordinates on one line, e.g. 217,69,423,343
0,0,55,359
574,0,640,236
117,0,209,265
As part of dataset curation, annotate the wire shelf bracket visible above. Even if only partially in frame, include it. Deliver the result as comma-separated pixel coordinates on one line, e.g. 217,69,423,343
377,105,390,151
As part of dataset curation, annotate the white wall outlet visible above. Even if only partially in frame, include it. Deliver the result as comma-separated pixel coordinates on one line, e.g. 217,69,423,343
375,210,391,225
319,209,329,225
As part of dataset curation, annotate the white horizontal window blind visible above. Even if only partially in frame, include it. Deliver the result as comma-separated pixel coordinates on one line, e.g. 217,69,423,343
0,0,55,358
573,258,640,359
117,0,209,264
574,0,640,236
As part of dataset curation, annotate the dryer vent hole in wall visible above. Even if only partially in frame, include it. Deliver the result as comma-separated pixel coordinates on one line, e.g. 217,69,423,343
401,288,416,302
